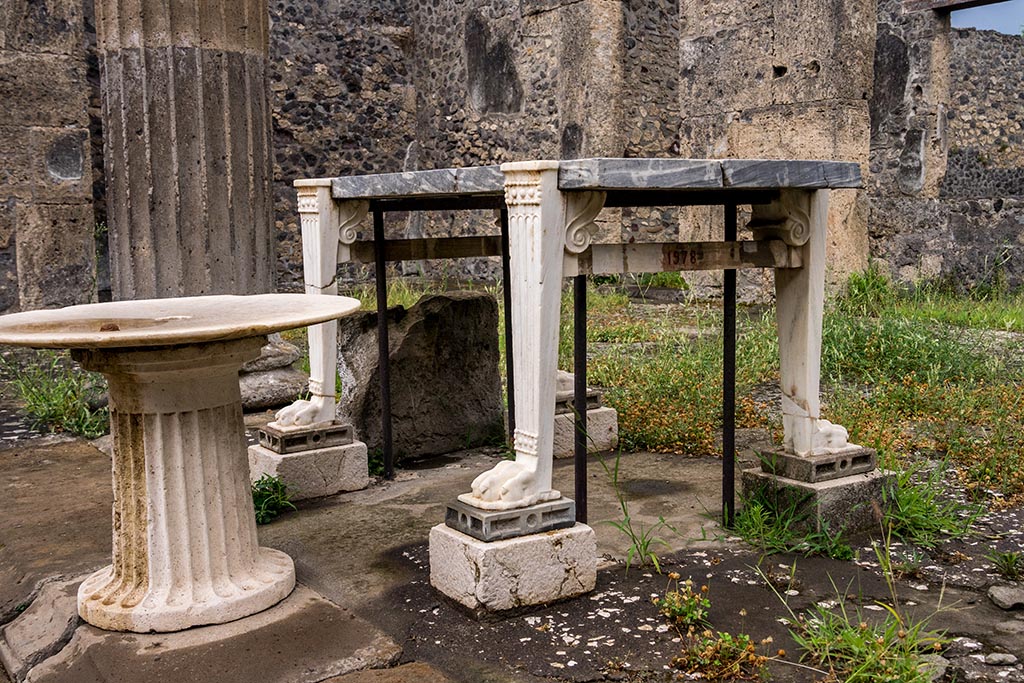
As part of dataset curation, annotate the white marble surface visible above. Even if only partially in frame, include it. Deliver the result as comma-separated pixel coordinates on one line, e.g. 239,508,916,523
0,294,362,633
0,293,360,349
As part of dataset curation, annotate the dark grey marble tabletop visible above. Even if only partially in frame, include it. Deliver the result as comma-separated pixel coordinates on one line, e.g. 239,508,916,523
329,158,861,200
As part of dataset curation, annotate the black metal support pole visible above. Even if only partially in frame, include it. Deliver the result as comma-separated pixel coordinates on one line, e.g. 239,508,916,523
574,274,588,523
500,209,515,439
373,210,394,479
722,203,738,527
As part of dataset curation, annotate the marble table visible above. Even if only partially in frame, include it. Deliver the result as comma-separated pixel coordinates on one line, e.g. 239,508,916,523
0,294,360,632
283,158,863,523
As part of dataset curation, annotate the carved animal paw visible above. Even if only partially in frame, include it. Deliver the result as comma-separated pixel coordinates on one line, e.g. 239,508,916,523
810,419,855,454
459,460,560,510
271,395,334,429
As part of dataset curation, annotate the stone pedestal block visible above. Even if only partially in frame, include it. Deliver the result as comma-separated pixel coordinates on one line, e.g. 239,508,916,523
552,406,619,458
248,441,369,501
757,446,877,483
741,467,895,535
429,523,596,612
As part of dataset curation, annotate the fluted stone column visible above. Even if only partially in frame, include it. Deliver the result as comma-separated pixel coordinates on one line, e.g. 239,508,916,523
95,0,274,298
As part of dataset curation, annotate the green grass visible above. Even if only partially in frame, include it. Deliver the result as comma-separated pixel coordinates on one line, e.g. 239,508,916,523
252,474,297,524
0,350,109,438
323,270,1024,508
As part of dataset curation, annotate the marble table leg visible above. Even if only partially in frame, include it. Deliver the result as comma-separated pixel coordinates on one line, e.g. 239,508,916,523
73,337,295,632
764,189,855,456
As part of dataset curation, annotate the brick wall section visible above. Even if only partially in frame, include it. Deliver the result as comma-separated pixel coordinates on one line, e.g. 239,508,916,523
0,0,96,313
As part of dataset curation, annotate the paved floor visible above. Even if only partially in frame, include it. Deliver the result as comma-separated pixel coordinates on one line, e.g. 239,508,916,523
1,421,1022,682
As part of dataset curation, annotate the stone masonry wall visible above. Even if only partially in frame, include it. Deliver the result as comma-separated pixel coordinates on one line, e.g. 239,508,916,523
868,0,1024,289
676,0,876,299
4,0,1022,307
0,0,97,314
268,0,416,289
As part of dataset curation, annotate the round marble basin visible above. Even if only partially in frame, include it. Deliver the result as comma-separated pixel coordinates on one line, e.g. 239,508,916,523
0,293,360,349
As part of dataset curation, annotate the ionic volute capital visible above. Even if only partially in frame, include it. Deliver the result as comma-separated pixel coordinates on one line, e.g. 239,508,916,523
749,190,811,247
337,200,369,245
564,191,607,254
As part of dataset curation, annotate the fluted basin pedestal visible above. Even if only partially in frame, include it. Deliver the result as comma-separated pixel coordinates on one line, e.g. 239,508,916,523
0,294,360,632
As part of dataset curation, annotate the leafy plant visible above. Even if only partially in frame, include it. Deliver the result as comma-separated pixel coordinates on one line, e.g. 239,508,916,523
671,628,771,681
732,485,853,560
883,461,982,547
758,530,948,683
252,474,297,524
985,549,1023,580
0,350,109,438
654,572,711,628
597,450,675,573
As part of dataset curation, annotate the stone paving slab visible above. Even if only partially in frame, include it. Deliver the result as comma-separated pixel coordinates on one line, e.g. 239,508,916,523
23,584,399,683
323,662,452,682
0,439,111,622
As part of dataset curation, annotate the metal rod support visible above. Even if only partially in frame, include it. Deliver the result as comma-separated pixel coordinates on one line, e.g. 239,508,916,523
500,210,516,438
722,203,738,527
373,210,394,479
574,274,588,523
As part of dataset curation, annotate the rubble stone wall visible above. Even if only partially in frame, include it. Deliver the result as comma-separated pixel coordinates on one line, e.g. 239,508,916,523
867,0,1024,289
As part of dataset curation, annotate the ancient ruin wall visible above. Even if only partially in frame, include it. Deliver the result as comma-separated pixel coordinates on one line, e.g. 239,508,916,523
0,0,97,314
868,0,1024,289
268,0,416,290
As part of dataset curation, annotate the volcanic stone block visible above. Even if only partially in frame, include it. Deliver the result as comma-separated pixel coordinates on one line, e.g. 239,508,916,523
445,498,576,542
741,467,895,535
429,523,596,612
337,291,505,461
757,446,877,483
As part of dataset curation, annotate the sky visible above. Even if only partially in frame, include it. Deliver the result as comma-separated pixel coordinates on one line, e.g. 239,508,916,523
950,0,1024,34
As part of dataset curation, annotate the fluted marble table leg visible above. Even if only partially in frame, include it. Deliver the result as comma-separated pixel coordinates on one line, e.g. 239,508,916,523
73,337,295,632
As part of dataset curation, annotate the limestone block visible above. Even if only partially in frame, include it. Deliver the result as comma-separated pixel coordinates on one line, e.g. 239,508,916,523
679,21,775,118
238,366,309,411
248,441,369,501
429,523,597,612
552,407,619,459
337,292,505,461
0,54,88,127
741,468,895,535
14,202,95,311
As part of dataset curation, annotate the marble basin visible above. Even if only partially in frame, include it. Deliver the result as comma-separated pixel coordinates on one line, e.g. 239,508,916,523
0,293,360,349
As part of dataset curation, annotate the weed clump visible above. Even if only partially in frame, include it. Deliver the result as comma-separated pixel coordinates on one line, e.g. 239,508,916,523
252,474,297,524
0,350,108,438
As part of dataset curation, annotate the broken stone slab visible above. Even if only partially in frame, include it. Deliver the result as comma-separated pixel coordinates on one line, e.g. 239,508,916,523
444,498,575,542
989,585,1024,610
0,576,82,682
19,583,400,683
985,652,1019,665
757,446,877,483
428,523,596,613
248,440,369,501
740,468,895,535
336,291,504,461
239,366,309,411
